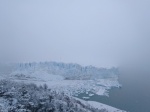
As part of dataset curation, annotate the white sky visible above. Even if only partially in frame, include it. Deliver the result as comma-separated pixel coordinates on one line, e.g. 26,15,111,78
0,0,150,67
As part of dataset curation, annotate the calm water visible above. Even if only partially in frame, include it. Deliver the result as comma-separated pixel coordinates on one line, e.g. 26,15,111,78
78,71,150,112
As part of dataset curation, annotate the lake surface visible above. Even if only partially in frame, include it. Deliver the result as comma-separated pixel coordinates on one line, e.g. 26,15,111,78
78,71,150,112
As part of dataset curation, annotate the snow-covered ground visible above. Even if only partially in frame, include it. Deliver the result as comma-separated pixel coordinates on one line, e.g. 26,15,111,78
2,62,121,96
8,69,121,97
75,98,126,112
0,62,125,112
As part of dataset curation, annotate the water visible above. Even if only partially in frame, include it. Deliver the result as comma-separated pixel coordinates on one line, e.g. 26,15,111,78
78,71,150,112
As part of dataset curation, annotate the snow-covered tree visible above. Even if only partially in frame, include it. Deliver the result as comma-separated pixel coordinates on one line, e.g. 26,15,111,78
0,80,108,112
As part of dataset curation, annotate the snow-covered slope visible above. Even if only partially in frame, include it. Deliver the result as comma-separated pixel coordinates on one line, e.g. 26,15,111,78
1,62,121,96
0,62,125,112
75,98,126,112
0,80,113,112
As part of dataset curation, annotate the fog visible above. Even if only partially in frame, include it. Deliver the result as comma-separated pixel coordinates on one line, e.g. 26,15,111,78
0,0,150,68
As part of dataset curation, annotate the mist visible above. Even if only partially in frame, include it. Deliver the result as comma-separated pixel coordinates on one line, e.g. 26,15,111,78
0,0,150,68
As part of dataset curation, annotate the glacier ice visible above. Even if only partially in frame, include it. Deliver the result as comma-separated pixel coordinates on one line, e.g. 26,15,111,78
0,62,121,97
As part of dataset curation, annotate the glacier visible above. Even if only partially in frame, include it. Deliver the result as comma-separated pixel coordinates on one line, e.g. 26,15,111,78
0,62,121,97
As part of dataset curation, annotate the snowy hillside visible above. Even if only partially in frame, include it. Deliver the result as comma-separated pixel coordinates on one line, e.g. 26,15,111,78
0,62,125,112
0,80,110,112
0,62,121,96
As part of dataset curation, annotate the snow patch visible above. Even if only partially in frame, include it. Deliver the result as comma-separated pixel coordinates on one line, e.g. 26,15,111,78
75,98,126,112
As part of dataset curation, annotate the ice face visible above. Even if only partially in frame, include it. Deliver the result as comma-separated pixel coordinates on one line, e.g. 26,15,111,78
0,61,121,97
12,62,119,79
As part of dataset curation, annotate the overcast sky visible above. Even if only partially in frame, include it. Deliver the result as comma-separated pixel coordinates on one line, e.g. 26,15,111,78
0,0,150,67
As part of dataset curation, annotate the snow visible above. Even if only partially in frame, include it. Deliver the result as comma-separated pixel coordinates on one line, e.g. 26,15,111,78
75,98,126,112
1,62,120,96
82,97,90,100
0,62,122,96
10,70,64,81
7,68,120,96
89,93,94,97
96,87,108,96
4,62,121,97
9,76,120,97
0,81,111,112
0,62,124,111
88,101,126,112
0,98,9,112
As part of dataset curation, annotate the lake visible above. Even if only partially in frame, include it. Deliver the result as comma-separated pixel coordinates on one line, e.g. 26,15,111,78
78,70,150,112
